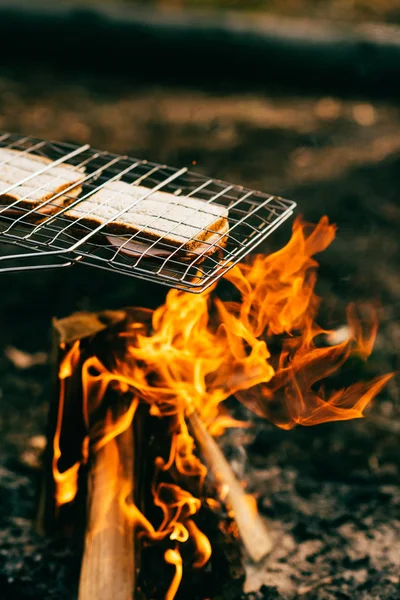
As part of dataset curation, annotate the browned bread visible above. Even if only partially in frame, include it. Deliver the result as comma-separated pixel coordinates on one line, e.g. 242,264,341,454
65,179,229,252
106,219,229,260
0,148,84,216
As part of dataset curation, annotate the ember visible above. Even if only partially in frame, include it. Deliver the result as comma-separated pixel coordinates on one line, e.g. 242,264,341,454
46,217,391,600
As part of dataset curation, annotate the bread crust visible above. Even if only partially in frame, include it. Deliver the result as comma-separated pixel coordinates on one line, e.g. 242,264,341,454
68,211,227,250
0,148,84,216
0,183,82,216
106,219,229,261
65,182,229,251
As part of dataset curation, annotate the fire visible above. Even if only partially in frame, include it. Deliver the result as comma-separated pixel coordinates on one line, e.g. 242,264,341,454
52,216,391,599
52,341,82,507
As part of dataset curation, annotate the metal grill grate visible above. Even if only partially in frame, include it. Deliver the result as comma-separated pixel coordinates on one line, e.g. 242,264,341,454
0,132,296,293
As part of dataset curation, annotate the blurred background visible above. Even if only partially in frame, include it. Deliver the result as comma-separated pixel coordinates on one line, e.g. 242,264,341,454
26,0,400,22
0,1,399,599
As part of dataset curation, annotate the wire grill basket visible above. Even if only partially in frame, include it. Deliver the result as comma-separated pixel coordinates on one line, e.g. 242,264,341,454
0,132,295,293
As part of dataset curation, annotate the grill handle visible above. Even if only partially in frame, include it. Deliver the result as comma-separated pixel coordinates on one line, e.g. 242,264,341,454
0,249,77,273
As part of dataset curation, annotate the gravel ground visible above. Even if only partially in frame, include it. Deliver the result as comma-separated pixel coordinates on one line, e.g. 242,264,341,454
0,68,399,599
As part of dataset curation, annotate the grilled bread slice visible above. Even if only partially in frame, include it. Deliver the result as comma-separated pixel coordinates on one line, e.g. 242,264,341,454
65,179,229,255
0,148,84,217
106,220,229,260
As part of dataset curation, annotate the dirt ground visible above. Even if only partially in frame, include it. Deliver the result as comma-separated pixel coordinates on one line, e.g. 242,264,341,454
0,68,399,599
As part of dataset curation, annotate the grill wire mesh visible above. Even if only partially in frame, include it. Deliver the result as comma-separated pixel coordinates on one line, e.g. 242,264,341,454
0,132,296,293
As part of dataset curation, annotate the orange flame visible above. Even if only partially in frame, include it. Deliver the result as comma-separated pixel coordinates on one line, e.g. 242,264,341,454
52,216,392,599
219,218,391,428
115,216,390,431
52,341,82,507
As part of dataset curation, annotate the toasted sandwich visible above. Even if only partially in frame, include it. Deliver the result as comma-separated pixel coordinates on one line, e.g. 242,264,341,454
66,179,229,259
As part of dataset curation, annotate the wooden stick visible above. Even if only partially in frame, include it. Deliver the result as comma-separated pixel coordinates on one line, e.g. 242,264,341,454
36,310,127,536
78,412,135,600
187,410,272,563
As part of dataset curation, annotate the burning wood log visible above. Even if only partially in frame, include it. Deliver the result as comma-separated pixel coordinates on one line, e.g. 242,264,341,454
187,410,272,563
37,309,246,600
37,310,137,600
78,401,135,600
133,407,245,600
36,309,127,537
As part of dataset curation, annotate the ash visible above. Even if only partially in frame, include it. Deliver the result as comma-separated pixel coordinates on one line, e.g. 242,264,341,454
0,71,399,599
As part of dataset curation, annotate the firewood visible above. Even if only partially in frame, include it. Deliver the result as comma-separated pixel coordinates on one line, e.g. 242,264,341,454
134,409,245,600
187,410,273,563
36,310,127,536
37,310,136,600
37,308,246,600
78,399,135,600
